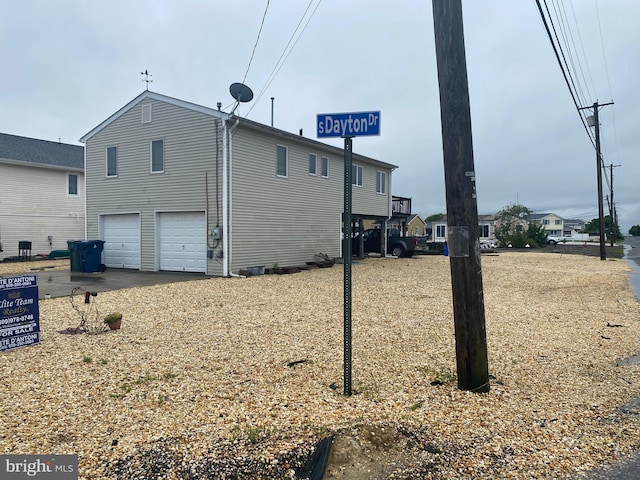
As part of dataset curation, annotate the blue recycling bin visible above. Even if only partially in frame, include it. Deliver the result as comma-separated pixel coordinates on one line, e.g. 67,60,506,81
67,240,82,272
78,240,105,273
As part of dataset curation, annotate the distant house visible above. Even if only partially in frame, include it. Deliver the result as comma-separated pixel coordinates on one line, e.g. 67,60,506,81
530,213,564,237
406,214,427,236
563,218,586,235
0,133,84,259
79,91,396,276
478,214,496,243
428,214,496,243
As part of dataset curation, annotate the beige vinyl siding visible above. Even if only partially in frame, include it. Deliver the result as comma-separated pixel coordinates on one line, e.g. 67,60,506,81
85,99,223,273
228,126,390,272
0,163,84,257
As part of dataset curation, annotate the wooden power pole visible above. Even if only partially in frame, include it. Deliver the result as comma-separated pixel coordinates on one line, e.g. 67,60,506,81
432,0,489,393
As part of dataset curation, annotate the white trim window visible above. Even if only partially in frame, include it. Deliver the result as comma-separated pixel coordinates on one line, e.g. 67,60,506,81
151,139,164,173
142,104,152,124
376,171,386,194
321,156,329,178
106,146,117,177
67,173,79,196
352,164,363,186
277,145,288,177
309,153,317,175
436,224,446,238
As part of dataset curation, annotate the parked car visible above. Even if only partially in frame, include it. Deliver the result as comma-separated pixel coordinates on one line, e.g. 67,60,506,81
352,229,418,258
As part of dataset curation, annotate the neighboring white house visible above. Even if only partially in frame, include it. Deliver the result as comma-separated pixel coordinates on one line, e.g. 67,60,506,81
428,214,496,244
0,133,85,259
79,91,396,276
530,213,564,236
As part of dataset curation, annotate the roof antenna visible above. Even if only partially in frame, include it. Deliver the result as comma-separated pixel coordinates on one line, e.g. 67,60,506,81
141,70,153,91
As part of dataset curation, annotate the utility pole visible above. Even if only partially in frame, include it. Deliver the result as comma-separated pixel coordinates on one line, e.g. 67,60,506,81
608,163,621,246
580,101,613,260
432,0,489,393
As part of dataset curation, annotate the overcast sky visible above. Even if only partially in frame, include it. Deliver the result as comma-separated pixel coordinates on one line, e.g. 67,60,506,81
2,0,638,231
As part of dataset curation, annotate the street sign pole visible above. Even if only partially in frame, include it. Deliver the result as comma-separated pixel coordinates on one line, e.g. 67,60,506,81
317,110,379,397
343,136,353,396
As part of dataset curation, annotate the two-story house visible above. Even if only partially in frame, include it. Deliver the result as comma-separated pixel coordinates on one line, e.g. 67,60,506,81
530,213,564,237
0,133,84,259
79,91,396,276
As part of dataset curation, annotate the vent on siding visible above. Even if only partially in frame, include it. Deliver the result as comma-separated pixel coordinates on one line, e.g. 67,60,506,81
142,104,152,124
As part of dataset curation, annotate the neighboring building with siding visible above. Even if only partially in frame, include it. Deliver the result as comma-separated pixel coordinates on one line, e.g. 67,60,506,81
530,213,564,237
406,214,426,236
0,133,84,259
80,91,396,276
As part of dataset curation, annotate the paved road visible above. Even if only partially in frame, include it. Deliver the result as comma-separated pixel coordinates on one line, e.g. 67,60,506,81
575,236,640,479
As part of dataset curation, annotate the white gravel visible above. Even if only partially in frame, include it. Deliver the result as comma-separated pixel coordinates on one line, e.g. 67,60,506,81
1,252,639,479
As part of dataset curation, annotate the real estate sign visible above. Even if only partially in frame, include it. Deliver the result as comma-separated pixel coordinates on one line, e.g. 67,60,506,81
0,275,40,352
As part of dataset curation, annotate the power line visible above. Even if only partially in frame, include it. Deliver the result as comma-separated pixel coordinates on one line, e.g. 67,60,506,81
241,0,271,85
535,0,595,148
246,0,322,118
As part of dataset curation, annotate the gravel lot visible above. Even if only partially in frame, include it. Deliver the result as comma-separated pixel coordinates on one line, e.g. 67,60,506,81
1,252,639,479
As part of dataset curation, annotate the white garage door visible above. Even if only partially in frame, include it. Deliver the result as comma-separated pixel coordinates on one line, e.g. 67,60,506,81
102,214,141,269
159,212,206,273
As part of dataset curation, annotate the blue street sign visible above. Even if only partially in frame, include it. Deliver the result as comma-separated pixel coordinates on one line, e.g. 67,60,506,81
317,111,381,138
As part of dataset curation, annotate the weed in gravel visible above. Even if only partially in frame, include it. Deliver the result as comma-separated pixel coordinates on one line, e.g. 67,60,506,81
82,355,92,363
417,365,457,385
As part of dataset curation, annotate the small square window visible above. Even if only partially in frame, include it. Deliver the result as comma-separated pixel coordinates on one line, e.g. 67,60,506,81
151,139,164,173
107,146,117,177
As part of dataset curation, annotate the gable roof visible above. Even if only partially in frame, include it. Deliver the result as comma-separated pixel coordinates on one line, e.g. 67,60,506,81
0,132,83,170
530,213,563,220
407,214,426,225
80,90,397,170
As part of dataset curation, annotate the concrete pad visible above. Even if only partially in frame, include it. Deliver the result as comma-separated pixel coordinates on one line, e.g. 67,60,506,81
29,268,208,300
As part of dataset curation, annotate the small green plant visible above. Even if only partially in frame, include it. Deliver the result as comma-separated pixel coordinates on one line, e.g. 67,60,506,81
417,365,457,385
134,371,158,385
99,358,108,365
82,355,92,363
272,262,279,269
410,401,424,411
246,425,271,443
103,312,123,325
163,370,178,380
157,394,169,404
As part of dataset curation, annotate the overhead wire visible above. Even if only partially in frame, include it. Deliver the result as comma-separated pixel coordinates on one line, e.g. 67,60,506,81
534,0,595,149
230,0,271,116
242,0,270,85
246,0,323,118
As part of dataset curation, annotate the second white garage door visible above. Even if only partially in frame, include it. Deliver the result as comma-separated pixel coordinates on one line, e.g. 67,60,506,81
158,212,206,273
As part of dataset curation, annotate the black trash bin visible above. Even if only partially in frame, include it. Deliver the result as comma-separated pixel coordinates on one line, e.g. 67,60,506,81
79,240,105,273
67,240,83,272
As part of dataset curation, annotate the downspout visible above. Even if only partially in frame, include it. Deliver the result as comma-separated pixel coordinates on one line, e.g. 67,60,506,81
222,116,240,277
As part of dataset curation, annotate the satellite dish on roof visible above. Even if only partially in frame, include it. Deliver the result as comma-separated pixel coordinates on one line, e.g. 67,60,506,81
229,82,254,103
